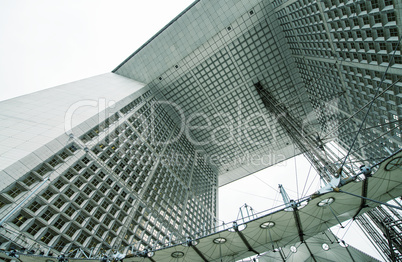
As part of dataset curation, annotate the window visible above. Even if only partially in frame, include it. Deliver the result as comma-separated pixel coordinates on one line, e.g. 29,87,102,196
97,226,107,237
112,222,121,233
374,14,382,24
107,192,116,201
65,225,79,237
36,165,51,176
94,210,103,220
106,234,114,244
83,187,92,196
390,28,398,37
27,223,41,236
363,16,369,25
92,147,100,155
359,3,367,12
90,165,98,172
12,214,27,226
109,207,118,216
75,196,85,205
83,171,92,180
68,144,78,153
73,164,83,172
59,151,70,160
98,171,106,179
91,178,100,187
100,155,108,162
385,0,393,6
48,157,61,168
54,197,65,209
371,0,379,9
87,219,96,231
103,216,113,226
101,201,111,210
65,188,75,198
387,12,396,22
64,170,75,180
123,204,130,212
53,179,65,189
93,194,101,203
42,189,55,200
128,197,134,204
41,209,55,221
74,179,84,188
41,231,55,244
85,203,95,213
65,206,76,217
23,175,38,187
7,186,23,198
54,218,65,230
100,185,108,193
28,201,42,213
76,215,85,224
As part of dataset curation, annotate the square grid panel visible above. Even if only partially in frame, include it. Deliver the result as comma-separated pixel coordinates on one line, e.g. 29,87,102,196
144,2,311,176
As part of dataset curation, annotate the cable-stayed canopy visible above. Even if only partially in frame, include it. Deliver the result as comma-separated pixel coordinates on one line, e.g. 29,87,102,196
1,151,399,261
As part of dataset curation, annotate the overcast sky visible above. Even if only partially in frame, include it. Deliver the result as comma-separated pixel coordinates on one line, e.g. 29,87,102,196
0,0,194,101
0,1,382,260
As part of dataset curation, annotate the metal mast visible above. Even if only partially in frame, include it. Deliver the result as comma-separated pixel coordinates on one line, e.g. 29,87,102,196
355,200,402,261
255,81,402,261
254,81,339,182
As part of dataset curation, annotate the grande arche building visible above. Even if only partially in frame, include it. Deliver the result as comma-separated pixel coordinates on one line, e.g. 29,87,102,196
0,0,400,258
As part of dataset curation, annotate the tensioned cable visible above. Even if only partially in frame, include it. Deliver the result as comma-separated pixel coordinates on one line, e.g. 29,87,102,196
339,36,402,172
332,156,391,166
370,176,402,184
272,190,280,208
340,218,355,241
253,173,300,196
253,175,280,193
347,123,401,158
225,188,278,202
322,79,400,140
322,119,401,142
301,164,313,198
294,145,299,200
333,218,352,238
302,171,319,199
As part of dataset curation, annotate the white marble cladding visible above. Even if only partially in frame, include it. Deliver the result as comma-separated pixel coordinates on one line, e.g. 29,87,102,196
0,73,145,186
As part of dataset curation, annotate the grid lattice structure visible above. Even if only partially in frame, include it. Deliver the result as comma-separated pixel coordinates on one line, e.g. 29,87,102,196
274,0,402,163
0,90,217,257
0,0,401,259
122,1,313,185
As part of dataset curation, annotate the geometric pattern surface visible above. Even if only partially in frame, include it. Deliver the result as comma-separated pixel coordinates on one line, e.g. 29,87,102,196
2,149,398,261
115,0,402,185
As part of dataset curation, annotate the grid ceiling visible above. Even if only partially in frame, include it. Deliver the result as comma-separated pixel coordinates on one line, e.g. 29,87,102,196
115,1,316,180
